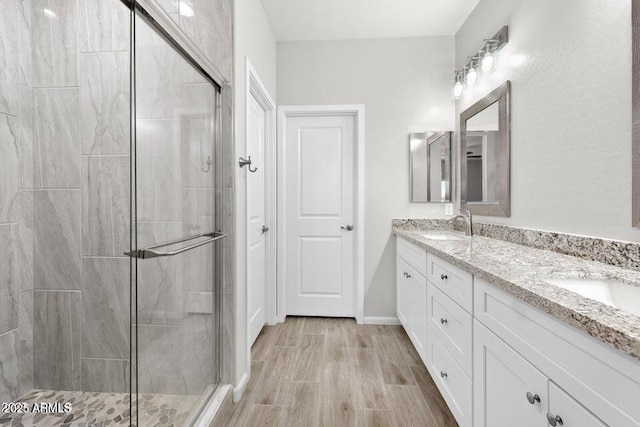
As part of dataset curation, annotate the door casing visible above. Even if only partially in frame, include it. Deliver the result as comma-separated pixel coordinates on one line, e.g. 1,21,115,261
277,105,365,324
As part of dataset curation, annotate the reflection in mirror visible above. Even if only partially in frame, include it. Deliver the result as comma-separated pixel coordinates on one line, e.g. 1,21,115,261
409,133,429,202
409,131,451,203
460,81,510,216
466,102,499,203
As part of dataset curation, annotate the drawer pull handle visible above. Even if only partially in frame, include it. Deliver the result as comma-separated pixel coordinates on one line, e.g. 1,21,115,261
440,371,447,378
440,274,448,280
440,318,448,325
546,413,563,426
526,392,541,405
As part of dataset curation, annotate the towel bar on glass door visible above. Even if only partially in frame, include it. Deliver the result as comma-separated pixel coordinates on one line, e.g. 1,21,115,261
124,231,227,259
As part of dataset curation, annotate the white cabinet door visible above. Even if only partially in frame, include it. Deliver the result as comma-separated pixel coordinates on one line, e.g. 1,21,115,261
410,270,427,361
396,257,411,331
548,382,607,427
474,321,548,427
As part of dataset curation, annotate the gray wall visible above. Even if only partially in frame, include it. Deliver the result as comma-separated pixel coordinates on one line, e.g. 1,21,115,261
233,0,277,390
455,0,638,242
276,37,455,318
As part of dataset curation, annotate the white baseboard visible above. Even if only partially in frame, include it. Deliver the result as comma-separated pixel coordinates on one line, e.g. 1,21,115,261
233,372,249,402
364,316,401,325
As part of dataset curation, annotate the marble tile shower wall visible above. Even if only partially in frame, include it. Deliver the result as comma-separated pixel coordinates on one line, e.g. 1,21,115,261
0,0,234,403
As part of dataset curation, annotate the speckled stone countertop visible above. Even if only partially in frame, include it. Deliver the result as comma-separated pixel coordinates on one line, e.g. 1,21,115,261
392,223,640,361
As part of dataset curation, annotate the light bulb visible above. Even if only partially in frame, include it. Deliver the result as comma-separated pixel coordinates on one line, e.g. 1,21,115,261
466,67,478,85
482,51,494,73
453,80,464,98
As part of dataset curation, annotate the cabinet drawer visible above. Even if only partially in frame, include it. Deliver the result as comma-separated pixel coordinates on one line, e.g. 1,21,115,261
397,237,427,275
428,282,473,379
427,253,473,313
426,328,472,427
475,278,640,427
549,382,606,427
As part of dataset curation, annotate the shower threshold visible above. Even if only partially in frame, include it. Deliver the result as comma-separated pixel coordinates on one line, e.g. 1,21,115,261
0,389,199,426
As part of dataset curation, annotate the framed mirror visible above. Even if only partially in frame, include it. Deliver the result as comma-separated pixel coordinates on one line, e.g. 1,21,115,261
460,81,511,216
409,131,452,203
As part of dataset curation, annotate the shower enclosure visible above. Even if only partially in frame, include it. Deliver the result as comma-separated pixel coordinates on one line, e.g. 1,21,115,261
0,0,226,425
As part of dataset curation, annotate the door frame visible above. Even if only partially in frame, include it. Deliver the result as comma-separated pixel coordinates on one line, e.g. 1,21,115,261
277,105,365,324
244,58,277,348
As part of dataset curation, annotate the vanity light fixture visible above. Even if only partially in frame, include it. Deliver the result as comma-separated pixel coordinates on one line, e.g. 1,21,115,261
452,72,465,99
452,26,508,97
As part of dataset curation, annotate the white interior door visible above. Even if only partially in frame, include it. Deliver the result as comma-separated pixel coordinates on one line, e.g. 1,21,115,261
247,94,266,345
285,114,356,317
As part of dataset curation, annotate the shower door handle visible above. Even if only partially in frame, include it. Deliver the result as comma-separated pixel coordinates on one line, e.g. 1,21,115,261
124,231,227,259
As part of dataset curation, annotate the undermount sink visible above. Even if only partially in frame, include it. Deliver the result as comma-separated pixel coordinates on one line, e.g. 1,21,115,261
420,233,466,241
545,278,640,317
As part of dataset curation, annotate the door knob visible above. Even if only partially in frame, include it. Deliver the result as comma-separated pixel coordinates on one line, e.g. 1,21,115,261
546,413,563,426
262,225,269,233
526,392,541,405
340,224,354,231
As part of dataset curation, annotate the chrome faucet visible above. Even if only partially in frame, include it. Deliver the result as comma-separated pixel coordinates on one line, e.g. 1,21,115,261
452,209,473,236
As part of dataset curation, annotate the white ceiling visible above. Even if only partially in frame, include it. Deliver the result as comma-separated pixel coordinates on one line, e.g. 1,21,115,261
260,0,480,41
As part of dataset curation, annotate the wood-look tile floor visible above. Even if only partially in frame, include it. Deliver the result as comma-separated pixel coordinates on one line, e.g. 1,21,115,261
218,317,458,427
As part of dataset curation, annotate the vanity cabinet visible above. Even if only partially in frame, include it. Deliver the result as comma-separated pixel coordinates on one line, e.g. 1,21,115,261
395,235,640,427
396,238,428,362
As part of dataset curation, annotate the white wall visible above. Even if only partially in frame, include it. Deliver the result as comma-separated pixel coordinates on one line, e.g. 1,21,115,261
276,37,455,318
455,0,639,242
232,0,276,394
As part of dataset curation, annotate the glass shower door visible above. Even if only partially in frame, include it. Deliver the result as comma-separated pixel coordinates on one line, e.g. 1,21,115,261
130,11,221,426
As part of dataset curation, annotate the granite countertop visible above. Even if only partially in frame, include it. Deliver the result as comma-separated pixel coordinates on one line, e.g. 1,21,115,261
392,224,640,361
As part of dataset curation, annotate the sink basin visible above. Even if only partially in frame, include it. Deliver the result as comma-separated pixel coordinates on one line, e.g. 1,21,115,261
545,278,640,316
420,233,466,241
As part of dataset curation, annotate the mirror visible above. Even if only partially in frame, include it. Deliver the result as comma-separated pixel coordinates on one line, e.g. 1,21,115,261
409,131,452,203
460,81,510,216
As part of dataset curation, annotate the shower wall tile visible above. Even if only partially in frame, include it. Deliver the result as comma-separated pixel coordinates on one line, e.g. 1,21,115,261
135,19,182,120
82,156,129,257
82,258,129,359
0,329,19,402
182,313,214,395
32,0,78,87
181,115,215,189
221,187,234,294
182,188,213,234
137,119,181,222
221,84,233,189
178,0,232,81
0,114,19,222
80,52,130,155
78,0,129,53
136,324,185,394
0,4,19,116
33,290,81,391
220,292,233,384
18,0,31,87
137,222,183,325
19,86,34,189
18,190,33,292
33,190,81,290
184,292,214,314
33,88,81,189
81,358,129,393
0,224,18,335
18,290,33,395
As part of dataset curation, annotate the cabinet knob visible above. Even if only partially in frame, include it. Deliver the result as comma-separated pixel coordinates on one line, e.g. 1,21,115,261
526,392,541,405
546,413,563,426
440,274,448,280
440,318,448,325
440,371,447,378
